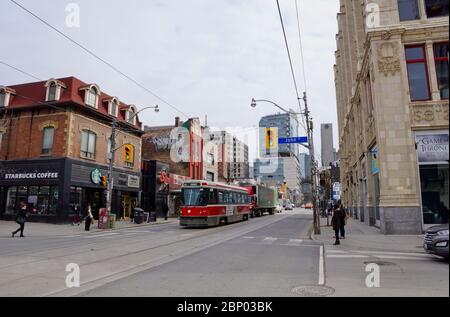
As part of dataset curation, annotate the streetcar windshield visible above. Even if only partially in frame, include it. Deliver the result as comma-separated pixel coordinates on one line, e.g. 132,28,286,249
183,188,208,206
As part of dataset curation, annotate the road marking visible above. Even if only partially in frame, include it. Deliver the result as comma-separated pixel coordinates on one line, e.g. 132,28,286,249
286,239,304,246
352,251,430,257
121,231,151,234
327,255,370,259
319,246,325,285
326,250,349,254
262,237,278,244
242,236,255,239
84,233,120,239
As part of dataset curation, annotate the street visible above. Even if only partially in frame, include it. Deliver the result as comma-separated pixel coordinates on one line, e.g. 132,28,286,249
0,209,447,297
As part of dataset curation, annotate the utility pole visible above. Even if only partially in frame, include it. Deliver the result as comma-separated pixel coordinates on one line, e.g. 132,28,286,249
106,117,117,214
301,91,320,235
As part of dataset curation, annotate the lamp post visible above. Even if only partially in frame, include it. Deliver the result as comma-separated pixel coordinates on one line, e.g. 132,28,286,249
251,95,320,234
106,105,159,214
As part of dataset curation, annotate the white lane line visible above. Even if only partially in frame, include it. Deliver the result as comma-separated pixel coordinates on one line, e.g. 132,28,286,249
319,246,325,286
327,255,369,259
326,250,349,254
121,231,150,234
242,236,255,239
262,237,278,244
353,251,431,257
84,233,120,239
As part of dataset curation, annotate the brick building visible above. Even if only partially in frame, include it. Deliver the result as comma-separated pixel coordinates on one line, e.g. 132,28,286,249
0,77,143,222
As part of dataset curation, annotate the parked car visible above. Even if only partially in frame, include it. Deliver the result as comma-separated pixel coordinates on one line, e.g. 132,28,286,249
284,203,293,211
423,224,449,259
304,203,313,210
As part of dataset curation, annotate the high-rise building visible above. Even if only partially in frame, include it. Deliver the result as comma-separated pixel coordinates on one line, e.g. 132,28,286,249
321,123,334,168
255,113,301,200
334,0,448,234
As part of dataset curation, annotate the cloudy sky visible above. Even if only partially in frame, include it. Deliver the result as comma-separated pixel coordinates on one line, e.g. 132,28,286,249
0,0,339,164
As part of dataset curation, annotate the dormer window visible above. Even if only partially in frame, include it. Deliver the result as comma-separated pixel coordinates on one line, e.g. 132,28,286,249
79,84,100,109
0,87,16,107
106,97,120,117
126,105,137,125
45,79,66,102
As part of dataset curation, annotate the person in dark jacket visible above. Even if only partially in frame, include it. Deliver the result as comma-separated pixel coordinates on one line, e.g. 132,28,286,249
12,202,28,238
162,201,169,221
331,204,342,245
339,203,348,239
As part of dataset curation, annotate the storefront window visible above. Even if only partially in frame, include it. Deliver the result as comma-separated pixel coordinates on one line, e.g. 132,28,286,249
420,165,449,224
6,187,17,215
70,186,82,214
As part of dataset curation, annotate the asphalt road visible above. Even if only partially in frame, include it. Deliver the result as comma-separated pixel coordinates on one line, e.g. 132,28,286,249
0,210,318,297
80,211,319,297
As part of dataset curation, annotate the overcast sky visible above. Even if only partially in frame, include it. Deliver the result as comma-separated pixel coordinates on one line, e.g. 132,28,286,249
0,0,339,164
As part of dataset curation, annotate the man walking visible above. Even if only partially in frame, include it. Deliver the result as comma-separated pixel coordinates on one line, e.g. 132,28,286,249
331,203,342,245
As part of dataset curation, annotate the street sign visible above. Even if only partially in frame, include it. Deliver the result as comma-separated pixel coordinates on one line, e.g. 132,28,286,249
278,136,308,144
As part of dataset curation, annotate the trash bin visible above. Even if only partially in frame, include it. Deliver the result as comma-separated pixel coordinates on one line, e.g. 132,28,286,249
143,212,150,223
133,208,145,224
149,211,157,222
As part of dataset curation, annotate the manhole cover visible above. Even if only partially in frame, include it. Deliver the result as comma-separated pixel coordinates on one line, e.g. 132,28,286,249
292,286,335,297
364,261,395,266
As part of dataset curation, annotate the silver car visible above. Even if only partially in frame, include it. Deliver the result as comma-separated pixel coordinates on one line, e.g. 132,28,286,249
424,224,449,259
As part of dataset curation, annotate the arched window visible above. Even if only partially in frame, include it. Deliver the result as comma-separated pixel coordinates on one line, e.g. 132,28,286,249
45,79,66,102
86,87,99,108
47,83,57,101
127,107,136,125
108,98,119,117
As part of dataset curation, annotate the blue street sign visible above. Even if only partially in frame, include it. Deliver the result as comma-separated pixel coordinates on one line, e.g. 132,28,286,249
278,136,308,144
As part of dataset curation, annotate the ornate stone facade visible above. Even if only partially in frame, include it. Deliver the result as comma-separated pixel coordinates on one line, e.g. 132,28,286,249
334,0,449,234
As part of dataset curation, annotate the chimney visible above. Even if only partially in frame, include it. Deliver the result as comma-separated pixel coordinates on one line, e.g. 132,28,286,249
175,117,180,127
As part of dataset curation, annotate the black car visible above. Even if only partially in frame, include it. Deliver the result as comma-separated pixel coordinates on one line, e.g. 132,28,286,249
424,224,449,259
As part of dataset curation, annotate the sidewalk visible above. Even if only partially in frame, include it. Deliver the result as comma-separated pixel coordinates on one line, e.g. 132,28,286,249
312,217,425,253
0,217,179,238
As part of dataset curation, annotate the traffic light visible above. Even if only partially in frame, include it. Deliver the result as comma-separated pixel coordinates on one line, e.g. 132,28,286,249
101,176,108,188
124,144,134,163
265,128,277,150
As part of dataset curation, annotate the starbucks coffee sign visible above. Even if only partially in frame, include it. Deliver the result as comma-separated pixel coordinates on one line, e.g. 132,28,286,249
91,168,102,185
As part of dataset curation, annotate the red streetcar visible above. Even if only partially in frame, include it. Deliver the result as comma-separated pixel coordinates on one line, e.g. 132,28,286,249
180,181,253,227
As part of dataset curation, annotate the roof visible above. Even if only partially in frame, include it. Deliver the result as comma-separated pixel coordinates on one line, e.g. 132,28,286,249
1,76,142,130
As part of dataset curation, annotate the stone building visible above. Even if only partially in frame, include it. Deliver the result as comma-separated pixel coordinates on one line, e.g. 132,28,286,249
334,0,448,234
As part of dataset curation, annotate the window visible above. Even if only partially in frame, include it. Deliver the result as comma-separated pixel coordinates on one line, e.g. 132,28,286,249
405,46,431,101
81,130,96,159
107,137,113,162
127,107,136,125
41,127,54,155
425,0,449,18
0,91,5,107
420,165,449,224
86,87,98,108
398,0,420,21
47,83,57,101
434,43,449,99
109,100,118,117
0,131,3,150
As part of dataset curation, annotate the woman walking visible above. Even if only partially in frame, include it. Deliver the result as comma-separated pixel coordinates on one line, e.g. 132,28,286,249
331,203,342,245
12,202,28,238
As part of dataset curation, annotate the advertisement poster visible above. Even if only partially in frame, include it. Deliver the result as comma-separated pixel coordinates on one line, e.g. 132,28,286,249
416,134,449,164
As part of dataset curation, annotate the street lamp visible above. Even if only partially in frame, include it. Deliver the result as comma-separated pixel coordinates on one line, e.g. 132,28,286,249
106,105,159,215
